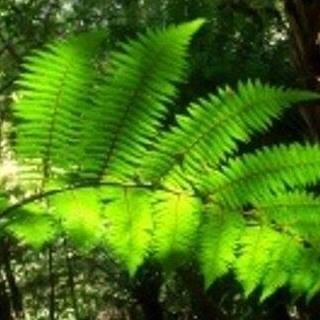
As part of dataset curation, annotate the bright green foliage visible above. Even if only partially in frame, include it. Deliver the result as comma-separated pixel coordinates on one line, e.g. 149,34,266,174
235,225,320,301
290,250,320,301
83,19,205,181
198,207,245,289
235,225,307,301
254,192,320,247
14,32,104,188
200,143,320,208
259,235,299,301
6,203,59,248
7,213,56,248
141,82,317,183
152,191,201,267
13,31,106,184
4,19,320,302
103,187,153,276
52,188,105,250
235,226,289,298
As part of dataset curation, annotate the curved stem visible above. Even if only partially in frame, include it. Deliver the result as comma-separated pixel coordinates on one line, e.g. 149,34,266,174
0,181,194,220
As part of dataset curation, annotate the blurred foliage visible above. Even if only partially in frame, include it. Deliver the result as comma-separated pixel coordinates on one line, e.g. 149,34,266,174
0,0,295,100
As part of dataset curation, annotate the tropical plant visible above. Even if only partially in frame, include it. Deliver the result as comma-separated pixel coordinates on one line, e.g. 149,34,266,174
1,18,320,304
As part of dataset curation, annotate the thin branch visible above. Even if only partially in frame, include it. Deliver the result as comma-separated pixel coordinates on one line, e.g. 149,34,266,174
1,240,24,318
0,180,192,220
63,240,80,320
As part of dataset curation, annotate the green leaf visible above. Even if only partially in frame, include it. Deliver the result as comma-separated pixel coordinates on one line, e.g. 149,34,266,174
142,81,319,183
260,235,301,301
82,19,205,180
52,188,105,250
235,226,281,296
14,31,105,185
152,191,201,269
254,191,320,247
103,187,153,276
6,203,58,248
202,144,320,208
198,207,245,289
289,249,320,297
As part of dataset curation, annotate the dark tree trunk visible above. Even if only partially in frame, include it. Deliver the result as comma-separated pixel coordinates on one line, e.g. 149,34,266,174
0,238,23,319
284,0,320,139
1,240,24,318
296,294,320,320
284,2,320,319
264,291,291,320
132,264,163,320
0,280,12,320
179,267,227,320
64,241,79,320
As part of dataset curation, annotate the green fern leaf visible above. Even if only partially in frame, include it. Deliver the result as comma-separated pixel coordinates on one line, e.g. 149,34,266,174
103,187,153,276
201,144,320,208
141,81,319,183
289,249,320,298
259,234,302,301
254,191,320,247
6,203,59,248
235,226,282,296
82,19,205,180
152,191,201,268
14,32,105,184
198,206,245,289
8,18,320,302
52,188,105,250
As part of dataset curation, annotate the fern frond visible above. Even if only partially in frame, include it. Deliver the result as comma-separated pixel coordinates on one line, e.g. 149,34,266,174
235,225,320,300
52,188,105,250
13,32,105,184
152,191,201,269
254,191,320,246
235,226,283,296
289,249,320,300
201,144,320,208
6,203,59,248
9,18,320,302
198,206,245,289
141,81,318,183
103,187,153,276
258,233,302,301
82,19,205,181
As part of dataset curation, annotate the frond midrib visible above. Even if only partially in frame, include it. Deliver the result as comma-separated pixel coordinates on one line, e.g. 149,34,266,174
42,60,73,180
210,153,320,196
149,88,286,182
97,46,171,180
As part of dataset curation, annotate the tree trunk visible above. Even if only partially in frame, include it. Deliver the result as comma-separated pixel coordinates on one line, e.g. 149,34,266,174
132,264,163,320
64,241,79,320
284,0,320,139
0,238,23,319
0,279,12,320
284,3,320,319
1,240,24,318
179,267,227,320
